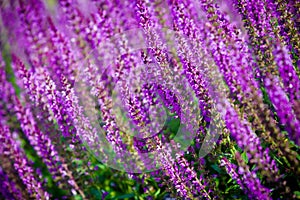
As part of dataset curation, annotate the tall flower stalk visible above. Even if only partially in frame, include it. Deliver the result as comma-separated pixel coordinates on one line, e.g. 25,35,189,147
0,0,299,199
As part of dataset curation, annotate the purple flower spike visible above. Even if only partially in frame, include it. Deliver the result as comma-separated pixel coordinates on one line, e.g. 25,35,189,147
0,123,49,200
0,166,23,200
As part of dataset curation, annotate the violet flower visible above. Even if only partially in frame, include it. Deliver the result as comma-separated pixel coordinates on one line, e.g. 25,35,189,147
0,166,23,200
0,123,49,200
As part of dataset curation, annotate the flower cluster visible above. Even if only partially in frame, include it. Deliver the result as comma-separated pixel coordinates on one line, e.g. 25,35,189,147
0,0,299,199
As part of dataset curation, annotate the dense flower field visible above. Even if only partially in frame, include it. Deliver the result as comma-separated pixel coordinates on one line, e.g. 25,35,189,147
0,0,299,199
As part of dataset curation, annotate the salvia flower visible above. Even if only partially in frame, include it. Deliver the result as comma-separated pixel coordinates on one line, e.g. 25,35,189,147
0,123,49,200
0,166,23,200
0,0,299,199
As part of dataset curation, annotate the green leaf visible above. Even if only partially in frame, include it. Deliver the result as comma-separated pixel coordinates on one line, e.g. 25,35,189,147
227,178,233,184
297,154,300,161
211,164,222,174
154,188,161,198
113,193,135,199
74,195,83,200
169,117,180,133
294,191,300,199
241,151,248,164
225,185,240,193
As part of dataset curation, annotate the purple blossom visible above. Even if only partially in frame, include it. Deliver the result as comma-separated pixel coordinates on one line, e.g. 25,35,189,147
0,166,23,200
0,122,49,200
264,75,300,145
235,152,272,200
224,101,279,179
2,58,84,197
273,41,300,101
0,0,299,199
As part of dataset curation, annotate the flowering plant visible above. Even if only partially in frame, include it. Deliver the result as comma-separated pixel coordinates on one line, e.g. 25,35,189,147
0,0,299,199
